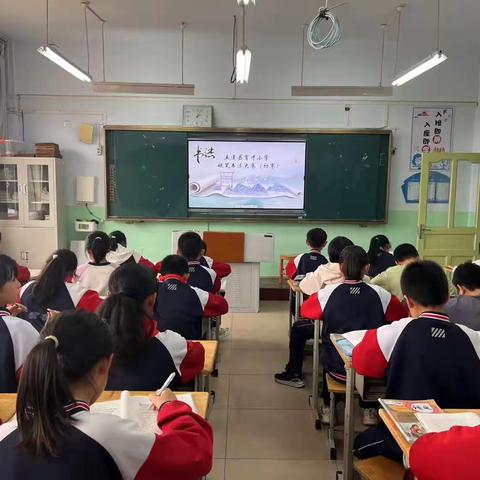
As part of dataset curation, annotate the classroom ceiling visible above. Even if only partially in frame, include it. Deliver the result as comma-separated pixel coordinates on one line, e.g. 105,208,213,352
0,0,479,51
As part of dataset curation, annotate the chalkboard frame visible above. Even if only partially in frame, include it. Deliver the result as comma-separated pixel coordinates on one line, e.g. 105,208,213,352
104,126,392,224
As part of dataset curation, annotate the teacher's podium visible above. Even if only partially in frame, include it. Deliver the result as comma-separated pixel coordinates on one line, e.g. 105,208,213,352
172,231,274,313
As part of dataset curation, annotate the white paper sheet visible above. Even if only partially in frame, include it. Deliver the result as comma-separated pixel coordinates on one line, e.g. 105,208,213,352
416,412,480,433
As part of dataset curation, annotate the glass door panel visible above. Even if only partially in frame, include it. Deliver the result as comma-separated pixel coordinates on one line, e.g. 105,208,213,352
27,163,52,223
0,163,21,221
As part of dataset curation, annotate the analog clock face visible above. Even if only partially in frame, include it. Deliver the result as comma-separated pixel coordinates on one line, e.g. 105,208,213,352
183,106,213,128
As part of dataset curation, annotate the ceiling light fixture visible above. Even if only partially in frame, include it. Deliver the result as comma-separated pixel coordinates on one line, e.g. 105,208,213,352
236,2,252,83
392,0,447,86
37,0,92,82
291,22,392,97
93,21,195,95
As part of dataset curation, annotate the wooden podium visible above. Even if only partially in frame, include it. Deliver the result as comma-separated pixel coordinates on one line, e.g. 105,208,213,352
172,231,274,313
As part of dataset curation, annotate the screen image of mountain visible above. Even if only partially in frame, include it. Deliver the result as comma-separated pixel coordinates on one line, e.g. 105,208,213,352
188,140,306,210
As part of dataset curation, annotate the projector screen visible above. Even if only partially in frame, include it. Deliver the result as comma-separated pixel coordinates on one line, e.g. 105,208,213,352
188,140,306,212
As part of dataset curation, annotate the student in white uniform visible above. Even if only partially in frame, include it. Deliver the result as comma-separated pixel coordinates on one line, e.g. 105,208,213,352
76,232,116,297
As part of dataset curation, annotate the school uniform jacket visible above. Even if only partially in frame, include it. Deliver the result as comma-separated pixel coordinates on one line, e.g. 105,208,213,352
286,250,328,280
106,245,157,273
301,281,407,380
20,280,102,332
76,262,117,297
107,328,205,390
352,312,480,407
186,261,221,293
199,256,232,279
16,263,30,284
0,399,213,480
155,274,229,340
367,251,396,278
0,310,39,393
410,425,480,480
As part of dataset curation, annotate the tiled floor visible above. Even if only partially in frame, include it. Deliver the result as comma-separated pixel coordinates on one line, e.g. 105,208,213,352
207,300,341,480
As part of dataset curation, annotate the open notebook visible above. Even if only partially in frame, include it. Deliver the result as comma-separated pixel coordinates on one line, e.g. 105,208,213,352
90,393,198,434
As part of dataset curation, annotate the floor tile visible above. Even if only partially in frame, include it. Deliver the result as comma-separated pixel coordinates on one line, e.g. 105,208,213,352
226,409,329,459
225,459,339,480
233,311,289,331
207,459,225,480
211,375,230,409
210,408,228,459
220,349,289,375
229,328,288,350
229,374,310,410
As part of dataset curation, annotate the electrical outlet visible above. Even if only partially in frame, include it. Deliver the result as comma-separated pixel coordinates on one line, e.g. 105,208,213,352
97,145,103,156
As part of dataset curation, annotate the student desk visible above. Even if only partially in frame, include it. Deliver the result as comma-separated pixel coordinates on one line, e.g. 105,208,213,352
287,279,304,328
331,334,356,480
379,408,480,457
0,392,210,423
196,340,219,394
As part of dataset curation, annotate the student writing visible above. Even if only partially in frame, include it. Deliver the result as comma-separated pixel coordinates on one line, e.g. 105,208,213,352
76,232,116,297
156,255,228,340
0,311,213,480
367,234,396,278
285,228,328,280
0,255,39,393
371,243,419,300
299,236,354,295
106,230,157,273
352,260,480,462
20,249,102,332
275,246,407,425
99,263,205,391
444,261,480,330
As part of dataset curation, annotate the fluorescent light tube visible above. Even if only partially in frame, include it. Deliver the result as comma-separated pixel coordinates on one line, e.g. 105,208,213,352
392,50,447,86
238,0,255,5
291,86,393,97
92,82,195,95
37,45,92,82
236,48,252,84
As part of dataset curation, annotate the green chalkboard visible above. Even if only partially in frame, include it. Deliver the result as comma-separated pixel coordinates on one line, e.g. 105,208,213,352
105,128,391,222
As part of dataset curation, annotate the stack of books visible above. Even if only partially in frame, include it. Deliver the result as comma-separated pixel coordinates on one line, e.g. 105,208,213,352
35,143,62,158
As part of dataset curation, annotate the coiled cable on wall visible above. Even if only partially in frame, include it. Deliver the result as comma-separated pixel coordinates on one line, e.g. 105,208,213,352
307,2,344,50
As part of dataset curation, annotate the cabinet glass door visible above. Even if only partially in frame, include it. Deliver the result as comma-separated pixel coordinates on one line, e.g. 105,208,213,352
0,163,21,221
26,163,53,224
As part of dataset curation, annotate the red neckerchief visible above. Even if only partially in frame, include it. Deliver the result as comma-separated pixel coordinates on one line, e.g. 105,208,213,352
144,316,159,338
158,274,188,284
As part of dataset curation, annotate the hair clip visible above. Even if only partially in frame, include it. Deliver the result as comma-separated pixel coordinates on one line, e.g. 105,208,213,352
44,335,59,349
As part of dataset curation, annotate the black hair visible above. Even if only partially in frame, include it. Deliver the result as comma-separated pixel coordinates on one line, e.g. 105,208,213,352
98,263,157,366
32,250,78,306
452,262,480,291
393,243,419,263
86,231,110,264
16,311,113,456
327,236,354,263
0,254,18,289
306,228,327,249
401,260,449,307
160,254,189,276
339,245,369,281
178,231,203,261
109,230,127,251
201,240,207,255
367,234,391,265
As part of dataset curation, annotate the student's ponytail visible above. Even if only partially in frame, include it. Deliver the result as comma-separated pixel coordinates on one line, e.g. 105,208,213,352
98,263,157,366
86,231,110,264
367,235,390,266
109,230,127,252
16,311,113,457
32,249,78,305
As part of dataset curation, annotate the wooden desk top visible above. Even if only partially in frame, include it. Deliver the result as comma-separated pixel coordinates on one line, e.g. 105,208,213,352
330,333,353,368
0,391,209,423
287,279,303,293
379,408,480,456
198,340,218,374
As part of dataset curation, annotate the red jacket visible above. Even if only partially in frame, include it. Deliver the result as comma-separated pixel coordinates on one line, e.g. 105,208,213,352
16,263,30,284
410,425,480,480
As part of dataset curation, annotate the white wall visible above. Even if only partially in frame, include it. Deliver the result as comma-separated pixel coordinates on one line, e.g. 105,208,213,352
6,28,480,209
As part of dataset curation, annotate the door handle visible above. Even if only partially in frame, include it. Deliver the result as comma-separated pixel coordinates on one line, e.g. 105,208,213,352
25,251,29,262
